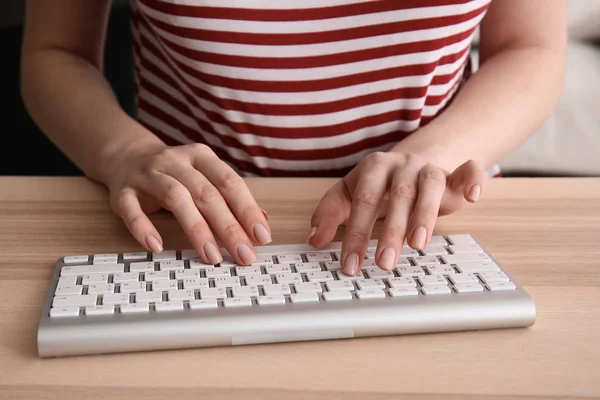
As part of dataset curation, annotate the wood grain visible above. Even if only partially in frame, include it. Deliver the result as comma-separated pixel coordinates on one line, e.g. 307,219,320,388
0,177,599,399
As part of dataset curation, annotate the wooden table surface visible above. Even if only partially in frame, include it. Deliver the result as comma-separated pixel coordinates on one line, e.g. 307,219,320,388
0,177,599,399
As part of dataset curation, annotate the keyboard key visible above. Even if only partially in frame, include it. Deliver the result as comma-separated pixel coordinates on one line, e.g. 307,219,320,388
306,271,334,282
136,291,162,303
365,249,376,258
81,273,108,285
87,283,115,295
336,271,365,280
120,281,146,294
219,255,237,267
50,307,80,317
442,253,491,264
175,269,200,279
183,277,209,289
421,285,451,295
364,268,394,279
63,255,89,265
428,236,449,246
53,295,97,308
324,261,342,271
425,265,456,275
356,289,385,299
453,283,484,293
412,256,440,266
102,293,130,305
387,277,417,288
397,257,411,267
486,282,517,291
113,272,139,283
205,267,231,278
305,252,333,262
360,259,379,267
122,252,147,261
168,289,195,301
294,282,323,293
61,264,123,276
232,285,259,298
418,275,448,287
55,285,83,296
388,287,419,297
323,291,353,301
449,244,483,254
356,279,385,290
214,276,241,287
421,246,448,256
325,280,355,291
152,280,178,291
145,271,170,281
181,249,200,260
293,262,322,272
129,262,155,272
200,287,227,299
189,259,214,269
152,251,177,261
262,283,291,296
253,255,275,265
448,234,475,244
401,247,420,257
245,275,272,285
224,297,252,308
275,273,302,283
265,264,292,274
479,271,510,283
189,299,218,310
159,260,185,271
56,276,77,288
120,303,150,314
290,292,320,303
93,254,118,264
257,295,286,305
235,266,262,276
449,273,480,284
85,305,114,316
396,266,425,277
277,253,303,263
455,262,500,273
155,301,184,312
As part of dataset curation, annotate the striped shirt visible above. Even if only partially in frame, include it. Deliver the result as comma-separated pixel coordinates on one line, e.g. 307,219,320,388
130,0,493,177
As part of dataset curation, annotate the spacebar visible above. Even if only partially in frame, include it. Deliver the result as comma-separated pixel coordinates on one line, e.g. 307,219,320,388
232,328,354,345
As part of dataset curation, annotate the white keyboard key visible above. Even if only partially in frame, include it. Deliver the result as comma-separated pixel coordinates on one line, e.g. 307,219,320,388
293,262,322,272
365,249,376,258
449,244,484,254
364,268,394,279
486,282,517,291
421,285,451,295
245,275,272,285
122,252,147,261
183,277,209,289
306,271,334,282
61,263,123,276
129,261,155,272
275,273,302,283
294,282,323,293
219,255,238,267
387,277,417,288
396,266,425,277
428,236,449,246
455,262,499,273
388,287,419,297
56,276,77,288
257,295,286,305
93,254,118,264
401,247,420,257
85,305,114,316
168,289,195,301
235,266,262,276
448,234,475,244
324,261,342,271
442,253,491,264
254,254,275,265
113,272,139,283
159,260,185,271
214,276,241,287
356,279,385,290
55,285,83,296
290,292,320,303
325,280,355,291
181,249,200,260
189,299,218,310
120,303,150,314
102,293,130,305
277,253,302,263
152,280,178,291
145,271,170,281
155,301,184,312
175,269,200,279
189,259,214,269
87,283,115,295
152,250,177,261
360,259,378,267
422,246,448,256
418,275,448,287
323,291,353,301
265,264,292,274
205,267,231,278
453,283,484,293
412,256,440,266
479,271,510,283
136,291,162,303
305,252,333,262
425,265,456,275
81,273,108,285
397,257,411,267
224,297,252,308
449,273,480,284
336,270,365,280
200,287,227,299
262,283,291,296
356,289,385,299
120,281,146,294
232,285,259,297
50,307,80,317
63,255,89,265
53,295,97,308
334,251,341,260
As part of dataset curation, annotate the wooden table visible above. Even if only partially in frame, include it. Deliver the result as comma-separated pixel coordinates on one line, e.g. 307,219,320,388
0,177,598,399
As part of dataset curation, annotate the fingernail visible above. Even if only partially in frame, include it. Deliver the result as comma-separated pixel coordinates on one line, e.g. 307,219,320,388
307,227,317,241
260,208,268,220
469,185,481,202
145,235,163,253
237,243,256,265
203,242,222,265
412,226,427,250
254,223,272,245
379,247,396,270
343,252,359,276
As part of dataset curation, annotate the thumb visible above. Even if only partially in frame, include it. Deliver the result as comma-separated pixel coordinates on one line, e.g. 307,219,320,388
439,160,487,216
309,180,352,248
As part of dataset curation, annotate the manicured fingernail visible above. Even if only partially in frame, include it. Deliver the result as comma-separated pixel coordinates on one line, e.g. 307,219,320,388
237,243,256,265
308,227,317,241
203,242,222,265
469,185,481,202
412,226,427,250
145,235,163,253
260,208,268,220
379,247,396,270
254,223,272,245
343,252,359,276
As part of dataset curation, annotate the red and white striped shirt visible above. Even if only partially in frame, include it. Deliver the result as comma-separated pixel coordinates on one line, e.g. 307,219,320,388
130,0,493,177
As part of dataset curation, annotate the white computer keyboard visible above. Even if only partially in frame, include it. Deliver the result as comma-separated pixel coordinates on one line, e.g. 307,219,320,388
37,235,535,357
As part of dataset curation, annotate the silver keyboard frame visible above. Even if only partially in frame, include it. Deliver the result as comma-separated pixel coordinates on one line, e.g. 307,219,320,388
37,238,536,357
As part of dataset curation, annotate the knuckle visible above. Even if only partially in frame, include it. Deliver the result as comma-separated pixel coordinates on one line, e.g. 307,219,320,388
355,190,381,211
217,172,244,191
188,220,210,238
390,184,417,201
127,213,146,233
223,223,244,238
192,184,221,204
364,151,388,167
162,184,189,208
347,229,369,243
420,166,446,185
381,227,407,243
188,143,213,155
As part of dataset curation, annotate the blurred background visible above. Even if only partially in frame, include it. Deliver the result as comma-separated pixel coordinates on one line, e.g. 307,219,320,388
1,0,598,177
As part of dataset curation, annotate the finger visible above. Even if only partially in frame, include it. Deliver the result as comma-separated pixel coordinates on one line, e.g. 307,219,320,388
165,165,257,266
406,165,447,251
440,160,487,215
111,189,164,253
308,180,351,248
194,154,271,246
342,163,389,275
375,164,420,271
140,173,224,265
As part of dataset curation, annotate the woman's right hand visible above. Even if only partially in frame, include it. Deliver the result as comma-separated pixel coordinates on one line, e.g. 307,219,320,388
104,142,271,266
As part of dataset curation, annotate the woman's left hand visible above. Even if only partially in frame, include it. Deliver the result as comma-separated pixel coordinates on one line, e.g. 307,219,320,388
308,151,487,276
